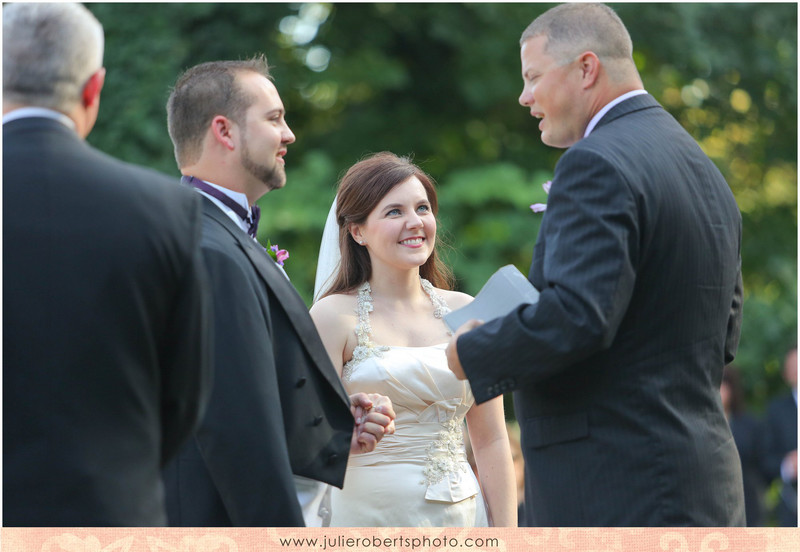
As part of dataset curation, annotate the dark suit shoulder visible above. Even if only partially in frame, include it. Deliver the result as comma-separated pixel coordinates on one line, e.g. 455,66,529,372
6,118,195,209
198,206,251,254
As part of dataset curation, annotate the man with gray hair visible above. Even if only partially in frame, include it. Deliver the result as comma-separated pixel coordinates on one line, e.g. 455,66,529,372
448,3,745,526
3,3,213,526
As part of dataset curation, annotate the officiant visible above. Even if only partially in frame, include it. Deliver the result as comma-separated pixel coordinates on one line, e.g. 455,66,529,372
446,2,745,527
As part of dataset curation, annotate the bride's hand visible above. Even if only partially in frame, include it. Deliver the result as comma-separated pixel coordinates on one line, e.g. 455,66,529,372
349,393,396,454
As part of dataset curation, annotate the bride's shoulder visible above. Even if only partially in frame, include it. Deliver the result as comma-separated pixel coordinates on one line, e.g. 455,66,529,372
310,292,358,341
310,292,358,319
435,288,473,310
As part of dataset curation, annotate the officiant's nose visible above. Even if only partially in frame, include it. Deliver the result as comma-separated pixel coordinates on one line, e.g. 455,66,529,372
519,87,533,107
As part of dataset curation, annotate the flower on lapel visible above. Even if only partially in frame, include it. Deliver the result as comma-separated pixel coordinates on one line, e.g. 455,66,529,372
530,180,552,213
266,240,289,267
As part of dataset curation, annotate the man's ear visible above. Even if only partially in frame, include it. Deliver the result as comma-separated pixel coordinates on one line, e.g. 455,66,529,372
578,51,601,89
210,115,237,151
81,68,106,108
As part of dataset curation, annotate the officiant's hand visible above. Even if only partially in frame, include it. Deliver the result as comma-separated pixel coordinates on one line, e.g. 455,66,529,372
349,392,396,454
446,319,484,380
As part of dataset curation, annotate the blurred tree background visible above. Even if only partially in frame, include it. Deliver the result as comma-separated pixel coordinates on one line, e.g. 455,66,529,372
86,3,796,414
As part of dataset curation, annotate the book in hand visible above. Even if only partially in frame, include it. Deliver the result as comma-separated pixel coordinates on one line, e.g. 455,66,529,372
444,264,540,334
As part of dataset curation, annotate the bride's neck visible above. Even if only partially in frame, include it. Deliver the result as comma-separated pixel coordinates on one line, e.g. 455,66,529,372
368,266,424,302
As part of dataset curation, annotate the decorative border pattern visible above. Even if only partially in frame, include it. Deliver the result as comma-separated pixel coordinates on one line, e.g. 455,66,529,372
2,528,799,552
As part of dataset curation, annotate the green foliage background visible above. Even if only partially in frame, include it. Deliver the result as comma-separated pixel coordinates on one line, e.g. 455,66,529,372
86,3,796,412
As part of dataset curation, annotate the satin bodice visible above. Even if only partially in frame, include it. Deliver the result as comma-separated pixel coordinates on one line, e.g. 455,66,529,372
337,280,481,505
343,343,478,502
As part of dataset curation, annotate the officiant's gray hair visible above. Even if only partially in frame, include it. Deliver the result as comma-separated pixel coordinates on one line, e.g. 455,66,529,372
521,3,635,75
167,55,272,168
3,3,104,113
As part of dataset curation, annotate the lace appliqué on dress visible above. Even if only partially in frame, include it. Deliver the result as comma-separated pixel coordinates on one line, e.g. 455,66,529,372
421,418,468,486
342,282,389,382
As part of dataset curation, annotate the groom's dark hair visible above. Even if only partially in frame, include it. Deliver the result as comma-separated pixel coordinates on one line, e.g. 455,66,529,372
166,55,271,168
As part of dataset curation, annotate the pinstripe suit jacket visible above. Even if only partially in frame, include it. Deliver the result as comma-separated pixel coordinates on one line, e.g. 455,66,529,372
459,94,745,526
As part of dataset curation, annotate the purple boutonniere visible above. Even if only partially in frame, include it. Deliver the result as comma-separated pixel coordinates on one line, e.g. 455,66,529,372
530,180,552,213
266,240,289,267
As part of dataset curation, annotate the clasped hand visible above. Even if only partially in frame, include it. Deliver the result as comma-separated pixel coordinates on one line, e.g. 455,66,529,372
349,392,396,454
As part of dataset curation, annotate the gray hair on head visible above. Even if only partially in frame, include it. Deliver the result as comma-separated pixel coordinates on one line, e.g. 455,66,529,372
521,3,633,67
3,2,104,112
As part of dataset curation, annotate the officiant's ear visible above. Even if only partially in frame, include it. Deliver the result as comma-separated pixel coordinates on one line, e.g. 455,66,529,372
210,115,237,151
577,51,601,89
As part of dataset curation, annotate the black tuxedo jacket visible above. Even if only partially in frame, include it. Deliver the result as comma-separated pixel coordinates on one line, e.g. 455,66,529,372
459,94,745,526
162,198,353,526
761,392,797,526
3,117,212,526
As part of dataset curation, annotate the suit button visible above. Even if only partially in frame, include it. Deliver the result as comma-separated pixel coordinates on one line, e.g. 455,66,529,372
295,377,307,388
313,415,324,426
327,453,339,465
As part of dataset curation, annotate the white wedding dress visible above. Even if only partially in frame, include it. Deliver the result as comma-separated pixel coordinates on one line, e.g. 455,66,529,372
328,279,488,527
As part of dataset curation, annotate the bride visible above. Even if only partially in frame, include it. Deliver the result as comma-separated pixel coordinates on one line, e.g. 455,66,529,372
310,152,516,527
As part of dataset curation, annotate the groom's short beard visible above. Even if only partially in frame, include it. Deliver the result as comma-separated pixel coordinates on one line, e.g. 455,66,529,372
241,135,286,191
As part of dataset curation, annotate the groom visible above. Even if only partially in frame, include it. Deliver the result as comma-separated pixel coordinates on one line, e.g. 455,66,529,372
447,3,745,526
162,57,395,526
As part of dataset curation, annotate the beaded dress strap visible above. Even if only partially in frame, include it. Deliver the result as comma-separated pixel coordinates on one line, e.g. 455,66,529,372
353,281,379,348
342,282,389,381
341,278,452,381
419,278,452,322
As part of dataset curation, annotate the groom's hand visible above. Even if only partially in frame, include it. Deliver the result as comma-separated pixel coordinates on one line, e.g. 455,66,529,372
446,319,484,380
349,392,396,454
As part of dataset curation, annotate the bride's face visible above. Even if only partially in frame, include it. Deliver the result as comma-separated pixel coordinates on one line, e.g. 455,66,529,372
352,176,436,271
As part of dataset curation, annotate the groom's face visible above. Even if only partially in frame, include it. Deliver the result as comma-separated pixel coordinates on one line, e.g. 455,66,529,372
236,72,296,192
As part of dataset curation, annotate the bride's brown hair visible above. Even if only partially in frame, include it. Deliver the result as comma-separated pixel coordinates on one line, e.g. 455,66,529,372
321,152,454,298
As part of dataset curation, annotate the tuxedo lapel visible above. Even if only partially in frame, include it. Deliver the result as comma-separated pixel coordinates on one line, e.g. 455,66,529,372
202,200,349,403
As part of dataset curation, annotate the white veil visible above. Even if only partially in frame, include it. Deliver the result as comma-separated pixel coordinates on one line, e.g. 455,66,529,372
313,196,341,303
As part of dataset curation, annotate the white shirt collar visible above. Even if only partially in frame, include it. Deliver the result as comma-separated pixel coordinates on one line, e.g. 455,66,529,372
194,179,253,235
194,179,289,278
584,89,648,137
2,107,77,131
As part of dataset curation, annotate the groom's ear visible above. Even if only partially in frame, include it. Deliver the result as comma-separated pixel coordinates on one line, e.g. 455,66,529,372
210,115,237,151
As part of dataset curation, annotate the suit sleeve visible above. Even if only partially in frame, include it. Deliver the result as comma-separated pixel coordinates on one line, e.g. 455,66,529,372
724,255,743,365
458,149,639,403
195,243,304,526
159,193,214,464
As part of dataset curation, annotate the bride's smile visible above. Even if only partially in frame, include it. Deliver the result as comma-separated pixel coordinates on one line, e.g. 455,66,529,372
351,175,437,269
